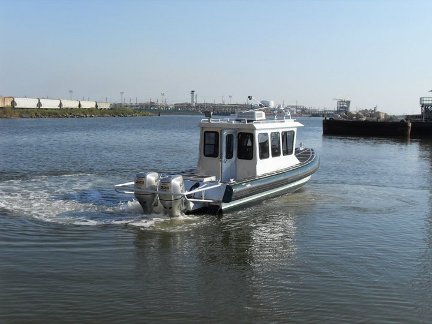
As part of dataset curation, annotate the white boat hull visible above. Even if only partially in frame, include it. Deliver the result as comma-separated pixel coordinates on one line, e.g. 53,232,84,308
116,148,319,217
221,176,310,212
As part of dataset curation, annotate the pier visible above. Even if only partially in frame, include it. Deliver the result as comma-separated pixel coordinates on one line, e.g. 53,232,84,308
323,96,432,139
323,119,411,138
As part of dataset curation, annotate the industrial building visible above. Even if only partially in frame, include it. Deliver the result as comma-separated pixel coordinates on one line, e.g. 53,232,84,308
0,96,111,109
420,97,432,121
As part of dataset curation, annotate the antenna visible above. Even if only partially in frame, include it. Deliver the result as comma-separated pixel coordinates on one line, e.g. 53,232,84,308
247,96,264,108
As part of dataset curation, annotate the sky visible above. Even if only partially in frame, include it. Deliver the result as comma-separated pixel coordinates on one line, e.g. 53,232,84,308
1,0,432,114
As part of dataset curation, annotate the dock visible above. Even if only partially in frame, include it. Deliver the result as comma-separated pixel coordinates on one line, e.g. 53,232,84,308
323,119,411,138
322,96,432,139
410,121,432,138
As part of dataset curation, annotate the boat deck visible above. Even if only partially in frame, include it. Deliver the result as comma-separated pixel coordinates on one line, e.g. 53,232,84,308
295,147,316,164
179,171,216,182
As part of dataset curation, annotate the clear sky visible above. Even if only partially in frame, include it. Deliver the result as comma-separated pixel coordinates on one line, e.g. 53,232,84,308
1,0,431,114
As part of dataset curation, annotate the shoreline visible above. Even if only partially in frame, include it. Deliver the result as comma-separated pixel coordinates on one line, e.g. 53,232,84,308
0,107,205,119
0,107,154,119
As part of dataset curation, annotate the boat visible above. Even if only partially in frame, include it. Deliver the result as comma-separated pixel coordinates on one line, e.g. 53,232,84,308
115,99,319,217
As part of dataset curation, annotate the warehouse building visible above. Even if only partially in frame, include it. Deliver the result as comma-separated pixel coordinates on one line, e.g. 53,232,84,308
0,96,111,109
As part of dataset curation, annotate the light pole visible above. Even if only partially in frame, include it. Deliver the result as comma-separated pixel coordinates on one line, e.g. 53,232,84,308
69,90,73,100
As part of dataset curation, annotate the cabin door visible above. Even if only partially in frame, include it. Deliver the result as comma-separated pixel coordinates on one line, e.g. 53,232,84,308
221,130,236,182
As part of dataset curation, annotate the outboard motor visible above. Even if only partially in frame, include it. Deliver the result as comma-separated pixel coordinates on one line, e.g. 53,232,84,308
134,172,159,213
158,175,185,217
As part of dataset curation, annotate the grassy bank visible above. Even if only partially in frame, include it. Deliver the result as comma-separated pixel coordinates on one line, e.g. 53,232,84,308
0,107,153,118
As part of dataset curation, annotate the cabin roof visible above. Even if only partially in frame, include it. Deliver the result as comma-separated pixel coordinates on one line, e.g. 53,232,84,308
199,117,303,130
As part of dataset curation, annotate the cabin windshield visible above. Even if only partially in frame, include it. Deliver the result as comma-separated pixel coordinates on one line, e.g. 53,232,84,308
204,131,219,157
238,132,253,160
226,133,234,159
258,133,269,159
282,130,294,155
271,132,281,157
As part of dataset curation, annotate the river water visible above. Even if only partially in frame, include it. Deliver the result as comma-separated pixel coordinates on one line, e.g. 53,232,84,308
0,115,431,323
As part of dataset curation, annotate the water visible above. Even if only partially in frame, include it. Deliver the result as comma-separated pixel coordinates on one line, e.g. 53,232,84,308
1,116,431,322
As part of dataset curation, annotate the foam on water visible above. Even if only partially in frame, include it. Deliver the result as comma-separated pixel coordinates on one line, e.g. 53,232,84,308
0,174,136,224
0,173,205,230
127,213,205,231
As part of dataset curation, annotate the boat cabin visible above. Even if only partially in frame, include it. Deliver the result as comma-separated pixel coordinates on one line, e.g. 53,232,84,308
197,111,303,182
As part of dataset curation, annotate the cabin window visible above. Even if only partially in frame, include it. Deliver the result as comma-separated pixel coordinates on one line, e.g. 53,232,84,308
271,132,281,157
258,133,269,159
282,130,294,155
226,134,234,159
238,132,254,160
204,131,219,157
